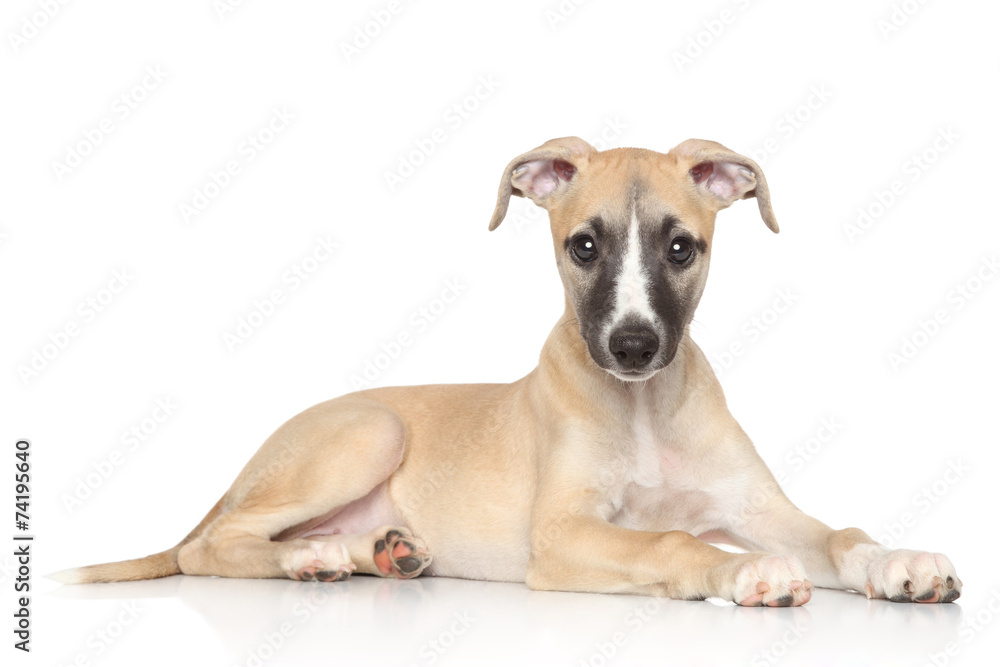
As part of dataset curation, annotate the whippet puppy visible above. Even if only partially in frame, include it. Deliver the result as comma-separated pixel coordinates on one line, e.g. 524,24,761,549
56,137,961,606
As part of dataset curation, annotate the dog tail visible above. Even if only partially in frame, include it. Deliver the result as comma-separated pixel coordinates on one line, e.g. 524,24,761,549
49,497,225,584
50,548,182,584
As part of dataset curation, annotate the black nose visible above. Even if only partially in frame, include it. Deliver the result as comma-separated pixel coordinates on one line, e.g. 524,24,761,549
609,328,659,370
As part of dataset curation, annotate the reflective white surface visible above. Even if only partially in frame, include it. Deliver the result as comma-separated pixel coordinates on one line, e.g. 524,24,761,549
38,573,996,667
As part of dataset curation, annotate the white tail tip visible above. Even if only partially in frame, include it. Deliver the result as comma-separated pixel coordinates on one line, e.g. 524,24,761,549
48,568,84,585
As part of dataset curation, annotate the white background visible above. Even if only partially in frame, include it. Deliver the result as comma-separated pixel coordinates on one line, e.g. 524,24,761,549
3,0,999,665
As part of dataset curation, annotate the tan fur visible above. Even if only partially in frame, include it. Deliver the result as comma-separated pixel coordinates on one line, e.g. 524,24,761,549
55,137,960,606
53,498,225,584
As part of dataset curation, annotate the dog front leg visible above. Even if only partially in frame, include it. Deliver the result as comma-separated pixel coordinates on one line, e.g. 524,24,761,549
726,483,962,603
525,498,812,605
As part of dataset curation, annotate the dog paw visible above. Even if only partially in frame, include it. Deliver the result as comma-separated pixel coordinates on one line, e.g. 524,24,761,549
286,542,356,582
863,550,961,603
730,554,813,607
373,527,432,579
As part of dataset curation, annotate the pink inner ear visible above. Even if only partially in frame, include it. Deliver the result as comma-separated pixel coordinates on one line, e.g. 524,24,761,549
513,158,577,199
553,159,576,182
690,161,714,184
690,160,754,202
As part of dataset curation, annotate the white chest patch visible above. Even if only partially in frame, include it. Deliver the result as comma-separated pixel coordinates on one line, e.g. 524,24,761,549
628,401,665,489
599,397,666,517
599,394,733,535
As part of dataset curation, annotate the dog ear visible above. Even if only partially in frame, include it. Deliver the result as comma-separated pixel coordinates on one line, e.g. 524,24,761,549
672,138,778,233
489,136,596,231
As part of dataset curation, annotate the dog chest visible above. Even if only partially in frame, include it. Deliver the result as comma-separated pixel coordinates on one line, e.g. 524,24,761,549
598,402,719,533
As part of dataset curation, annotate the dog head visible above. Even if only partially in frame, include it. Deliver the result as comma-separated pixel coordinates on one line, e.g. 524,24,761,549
489,136,777,381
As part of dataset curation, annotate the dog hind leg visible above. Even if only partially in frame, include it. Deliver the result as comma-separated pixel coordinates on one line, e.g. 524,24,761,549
178,398,407,581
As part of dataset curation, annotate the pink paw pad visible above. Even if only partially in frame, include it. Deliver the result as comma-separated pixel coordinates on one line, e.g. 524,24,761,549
373,528,432,579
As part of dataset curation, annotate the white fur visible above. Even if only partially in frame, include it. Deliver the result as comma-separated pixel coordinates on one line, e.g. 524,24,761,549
610,206,656,328
845,546,960,600
48,568,83,584
592,398,664,524
838,542,889,592
731,555,807,603
281,542,354,580
629,393,666,489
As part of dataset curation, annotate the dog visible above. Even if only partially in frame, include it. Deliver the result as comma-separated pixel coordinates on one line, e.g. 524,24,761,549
55,137,961,606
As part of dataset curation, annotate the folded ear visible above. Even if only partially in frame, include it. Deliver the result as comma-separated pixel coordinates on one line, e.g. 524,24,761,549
488,136,596,231
672,138,778,233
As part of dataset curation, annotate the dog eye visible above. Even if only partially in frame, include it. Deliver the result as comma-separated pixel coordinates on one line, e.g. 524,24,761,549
572,236,598,262
667,238,694,264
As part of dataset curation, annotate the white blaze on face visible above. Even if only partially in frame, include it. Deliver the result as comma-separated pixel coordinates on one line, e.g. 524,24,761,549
610,206,656,328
